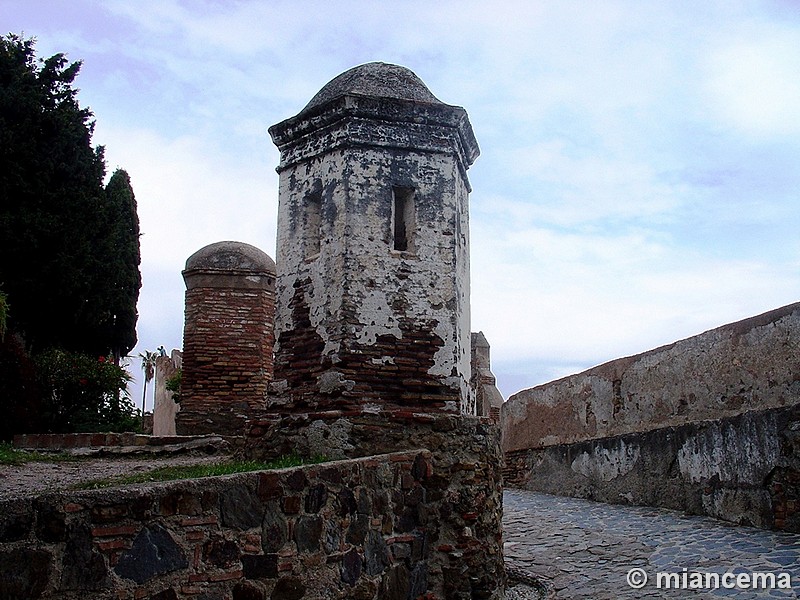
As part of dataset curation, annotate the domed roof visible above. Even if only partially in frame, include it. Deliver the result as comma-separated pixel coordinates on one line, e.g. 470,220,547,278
185,241,275,274
302,62,442,113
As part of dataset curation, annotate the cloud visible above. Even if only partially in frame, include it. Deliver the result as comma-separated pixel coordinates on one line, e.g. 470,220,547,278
6,0,800,405
493,141,687,226
704,27,800,138
473,213,800,395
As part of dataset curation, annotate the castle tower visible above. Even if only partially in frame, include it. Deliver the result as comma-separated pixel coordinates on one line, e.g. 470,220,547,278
268,62,479,415
177,241,276,435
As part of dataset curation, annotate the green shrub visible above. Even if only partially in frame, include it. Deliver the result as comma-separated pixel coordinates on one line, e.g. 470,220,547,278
35,349,140,433
0,290,8,342
165,369,181,403
0,333,42,440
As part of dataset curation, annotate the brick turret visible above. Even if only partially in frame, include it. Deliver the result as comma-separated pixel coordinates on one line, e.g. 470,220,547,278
176,241,276,435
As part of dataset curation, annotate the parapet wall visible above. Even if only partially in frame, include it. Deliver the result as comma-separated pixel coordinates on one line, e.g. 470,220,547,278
503,302,800,453
0,448,495,599
502,302,800,531
505,405,800,531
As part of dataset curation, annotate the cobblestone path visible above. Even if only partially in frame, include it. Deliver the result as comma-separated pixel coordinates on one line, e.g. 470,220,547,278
503,489,800,600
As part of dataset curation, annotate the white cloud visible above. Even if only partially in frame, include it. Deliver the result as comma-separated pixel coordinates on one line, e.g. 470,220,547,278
5,0,800,405
499,141,686,225
704,27,800,137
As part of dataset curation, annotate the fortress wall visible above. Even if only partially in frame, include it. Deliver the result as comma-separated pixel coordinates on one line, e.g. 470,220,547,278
0,444,503,599
503,302,800,453
504,405,800,531
501,302,800,531
244,412,506,598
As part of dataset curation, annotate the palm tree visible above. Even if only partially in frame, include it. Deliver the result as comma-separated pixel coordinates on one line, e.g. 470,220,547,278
139,350,158,429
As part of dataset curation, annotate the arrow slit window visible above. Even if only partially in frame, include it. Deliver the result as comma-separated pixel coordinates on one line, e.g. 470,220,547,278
392,187,415,252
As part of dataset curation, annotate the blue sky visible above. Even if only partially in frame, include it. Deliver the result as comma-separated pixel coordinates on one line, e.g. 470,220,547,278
5,0,800,409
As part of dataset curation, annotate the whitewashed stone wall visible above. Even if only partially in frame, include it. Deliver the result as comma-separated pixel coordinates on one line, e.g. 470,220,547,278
268,64,479,416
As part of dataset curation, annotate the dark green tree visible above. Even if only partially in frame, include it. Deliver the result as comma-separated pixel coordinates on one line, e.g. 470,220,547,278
97,169,141,359
0,34,139,357
0,35,142,436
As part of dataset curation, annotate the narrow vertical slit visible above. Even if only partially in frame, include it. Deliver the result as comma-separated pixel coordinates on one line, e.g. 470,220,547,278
393,187,415,252
305,191,321,258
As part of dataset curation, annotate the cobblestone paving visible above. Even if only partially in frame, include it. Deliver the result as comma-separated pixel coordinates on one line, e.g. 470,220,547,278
503,489,800,600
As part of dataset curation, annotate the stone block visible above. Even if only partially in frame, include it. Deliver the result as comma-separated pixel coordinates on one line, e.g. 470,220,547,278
0,548,52,599
0,501,33,542
294,515,323,553
241,553,278,579
233,581,266,600
261,508,288,553
33,500,66,542
203,536,240,568
114,524,188,584
341,547,362,586
60,523,109,591
304,483,327,513
270,576,306,600
220,483,262,529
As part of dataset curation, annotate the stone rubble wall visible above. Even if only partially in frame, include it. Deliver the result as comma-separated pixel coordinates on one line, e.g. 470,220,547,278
0,448,496,600
502,302,800,531
244,412,505,599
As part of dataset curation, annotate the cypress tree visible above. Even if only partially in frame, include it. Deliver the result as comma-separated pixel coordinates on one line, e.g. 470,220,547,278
0,34,139,356
101,169,141,359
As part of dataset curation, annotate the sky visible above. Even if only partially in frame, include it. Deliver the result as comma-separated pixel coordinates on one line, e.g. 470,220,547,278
4,0,800,411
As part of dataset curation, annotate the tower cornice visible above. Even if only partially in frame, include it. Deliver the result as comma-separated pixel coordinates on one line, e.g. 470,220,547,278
269,94,479,186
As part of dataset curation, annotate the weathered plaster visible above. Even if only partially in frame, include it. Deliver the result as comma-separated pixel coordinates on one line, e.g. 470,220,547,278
570,440,641,482
677,414,781,485
153,350,182,437
269,63,479,414
503,302,800,453
504,405,800,531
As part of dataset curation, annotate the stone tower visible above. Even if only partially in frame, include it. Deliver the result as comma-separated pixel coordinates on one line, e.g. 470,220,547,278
268,62,479,415
177,241,276,435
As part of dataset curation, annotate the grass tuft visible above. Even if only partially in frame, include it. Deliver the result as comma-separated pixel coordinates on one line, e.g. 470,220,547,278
73,453,328,490
0,442,75,465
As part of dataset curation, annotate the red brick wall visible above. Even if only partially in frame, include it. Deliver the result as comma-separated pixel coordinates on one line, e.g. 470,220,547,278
178,275,275,436
272,280,458,414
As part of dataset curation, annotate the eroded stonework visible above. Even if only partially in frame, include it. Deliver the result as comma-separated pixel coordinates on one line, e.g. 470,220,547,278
268,63,479,415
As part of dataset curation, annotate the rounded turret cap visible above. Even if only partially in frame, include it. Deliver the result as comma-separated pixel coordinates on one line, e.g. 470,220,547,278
185,241,276,275
302,62,442,113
